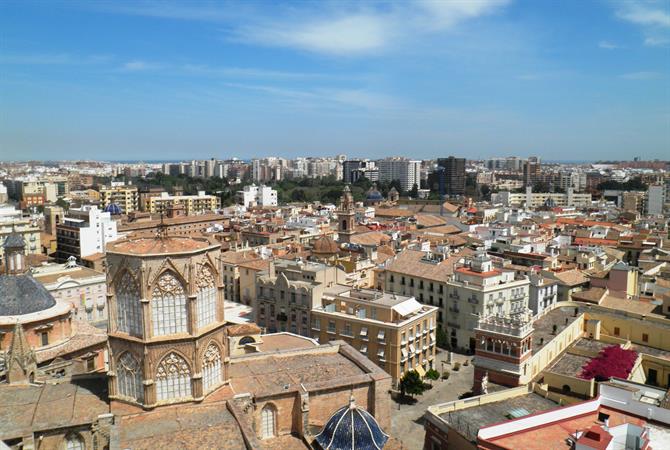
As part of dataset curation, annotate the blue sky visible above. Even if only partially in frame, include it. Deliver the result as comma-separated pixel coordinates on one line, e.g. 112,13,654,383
1,0,668,161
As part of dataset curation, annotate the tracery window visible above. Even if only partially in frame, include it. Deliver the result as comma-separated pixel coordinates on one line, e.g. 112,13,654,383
116,271,143,337
65,433,84,450
261,404,277,439
117,352,143,402
202,343,222,393
196,265,217,329
152,272,187,336
155,352,192,401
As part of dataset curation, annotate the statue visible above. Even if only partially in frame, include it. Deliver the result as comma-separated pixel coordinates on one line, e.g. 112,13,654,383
481,371,489,395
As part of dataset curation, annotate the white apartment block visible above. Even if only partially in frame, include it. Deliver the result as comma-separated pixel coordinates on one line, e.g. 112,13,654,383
0,205,41,262
445,254,531,353
235,184,278,208
377,158,421,192
56,205,118,262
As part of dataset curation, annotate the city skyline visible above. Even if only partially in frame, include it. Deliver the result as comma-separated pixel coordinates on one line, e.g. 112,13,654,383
1,0,669,161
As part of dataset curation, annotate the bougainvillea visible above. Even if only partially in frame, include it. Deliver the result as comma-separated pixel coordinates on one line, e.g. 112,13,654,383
579,345,638,382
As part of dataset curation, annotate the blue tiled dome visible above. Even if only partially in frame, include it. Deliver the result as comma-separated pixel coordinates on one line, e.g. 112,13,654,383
314,397,389,450
104,203,122,215
366,190,384,201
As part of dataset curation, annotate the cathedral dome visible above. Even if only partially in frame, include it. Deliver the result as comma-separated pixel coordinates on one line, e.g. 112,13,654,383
104,203,123,215
313,235,339,255
0,274,57,316
314,397,389,450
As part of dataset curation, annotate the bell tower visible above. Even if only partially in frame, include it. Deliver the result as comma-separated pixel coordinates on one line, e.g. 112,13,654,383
338,185,356,243
3,229,27,275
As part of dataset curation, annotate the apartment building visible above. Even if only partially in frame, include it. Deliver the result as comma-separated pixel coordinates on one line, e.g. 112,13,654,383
145,191,219,215
32,258,108,326
99,182,139,213
381,249,455,328
56,205,118,262
235,184,278,208
6,179,57,209
494,186,592,208
446,253,531,353
0,205,41,262
255,259,345,336
377,158,421,192
311,286,438,385
220,249,263,304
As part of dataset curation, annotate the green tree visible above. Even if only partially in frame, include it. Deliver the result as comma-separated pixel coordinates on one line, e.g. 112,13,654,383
55,198,70,211
409,183,419,198
400,370,425,397
425,368,440,386
436,327,449,349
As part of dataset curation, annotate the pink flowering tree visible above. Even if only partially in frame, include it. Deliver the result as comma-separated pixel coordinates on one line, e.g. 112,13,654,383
579,345,638,382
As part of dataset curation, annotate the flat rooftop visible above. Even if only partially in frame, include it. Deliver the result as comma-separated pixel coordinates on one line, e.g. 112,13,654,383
532,306,582,355
441,392,559,441
546,352,590,377
325,285,414,307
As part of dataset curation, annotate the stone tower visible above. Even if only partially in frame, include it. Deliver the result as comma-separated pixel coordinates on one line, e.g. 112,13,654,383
338,185,356,243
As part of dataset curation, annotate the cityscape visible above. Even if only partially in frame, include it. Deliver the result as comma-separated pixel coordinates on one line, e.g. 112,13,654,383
2,1,670,450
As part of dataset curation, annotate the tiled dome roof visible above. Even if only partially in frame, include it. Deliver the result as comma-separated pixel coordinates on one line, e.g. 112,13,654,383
313,235,339,255
315,397,389,450
104,203,123,215
0,274,57,316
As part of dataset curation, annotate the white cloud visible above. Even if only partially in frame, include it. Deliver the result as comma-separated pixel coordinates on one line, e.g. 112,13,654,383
121,60,162,71
598,40,620,49
644,36,670,46
616,3,670,28
620,71,662,80
237,14,390,56
93,0,512,56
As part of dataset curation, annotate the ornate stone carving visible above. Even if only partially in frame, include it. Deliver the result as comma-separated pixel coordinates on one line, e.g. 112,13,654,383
203,343,221,364
156,352,190,379
196,264,215,290
153,272,185,297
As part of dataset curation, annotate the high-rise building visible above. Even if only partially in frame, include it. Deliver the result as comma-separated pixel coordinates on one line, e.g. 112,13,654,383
377,158,421,192
647,184,666,215
437,156,466,196
523,156,541,186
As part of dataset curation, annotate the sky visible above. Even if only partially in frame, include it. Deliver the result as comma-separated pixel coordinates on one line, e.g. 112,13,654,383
0,0,669,161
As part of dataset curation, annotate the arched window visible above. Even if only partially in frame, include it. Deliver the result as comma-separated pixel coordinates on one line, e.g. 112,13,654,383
117,352,143,403
239,336,255,345
341,220,347,231
202,343,222,393
152,272,187,336
65,433,84,450
261,404,277,439
156,352,191,402
196,265,217,329
116,271,143,337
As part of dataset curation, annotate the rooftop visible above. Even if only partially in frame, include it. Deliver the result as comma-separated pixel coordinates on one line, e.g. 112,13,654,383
114,402,246,450
0,378,109,441
440,392,559,441
107,235,218,255
0,273,57,316
229,345,369,398
532,306,582,355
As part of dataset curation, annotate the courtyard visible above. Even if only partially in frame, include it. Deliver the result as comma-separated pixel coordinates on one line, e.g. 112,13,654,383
390,350,475,449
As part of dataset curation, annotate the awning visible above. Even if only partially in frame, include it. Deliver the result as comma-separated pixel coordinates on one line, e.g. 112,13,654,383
430,333,436,342
392,298,423,317
377,329,385,340
360,327,368,337
377,349,385,358
415,365,426,377
360,345,367,353
409,344,415,354
401,348,408,358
